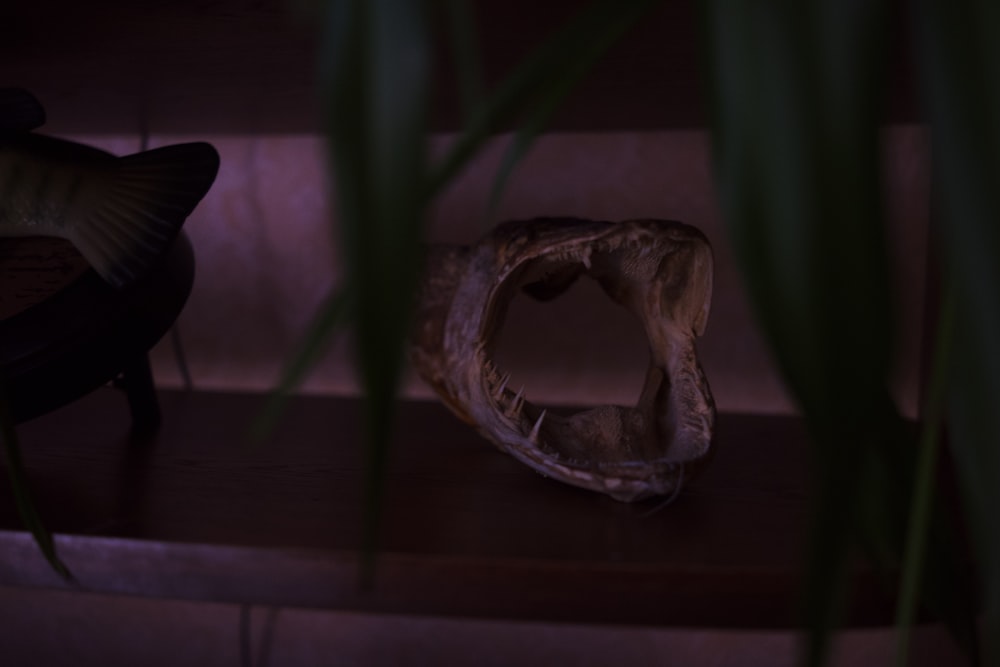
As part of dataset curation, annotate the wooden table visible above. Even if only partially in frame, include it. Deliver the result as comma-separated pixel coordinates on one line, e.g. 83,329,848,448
0,389,903,628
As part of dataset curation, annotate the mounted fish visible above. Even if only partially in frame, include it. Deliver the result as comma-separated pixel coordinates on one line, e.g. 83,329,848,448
0,88,219,288
411,218,716,502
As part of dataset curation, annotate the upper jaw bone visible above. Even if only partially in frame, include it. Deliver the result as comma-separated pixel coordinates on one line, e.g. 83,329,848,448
410,217,716,502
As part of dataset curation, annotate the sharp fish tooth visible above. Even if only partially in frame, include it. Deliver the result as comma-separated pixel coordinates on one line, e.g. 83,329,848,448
529,409,547,443
505,385,525,417
493,373,511,399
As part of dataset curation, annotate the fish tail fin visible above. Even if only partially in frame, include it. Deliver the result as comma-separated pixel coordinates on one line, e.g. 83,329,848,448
67,142,220,288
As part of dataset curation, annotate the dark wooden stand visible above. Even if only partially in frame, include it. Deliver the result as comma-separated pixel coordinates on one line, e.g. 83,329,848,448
0,234,194,428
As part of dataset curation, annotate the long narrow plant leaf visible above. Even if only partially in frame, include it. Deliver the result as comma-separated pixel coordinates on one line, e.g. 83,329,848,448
308,0,661,587
703,4,888,660
699,2,963,664
320,0,431,586
442,0,485,127
426,0,654,199
894,288,955,666
704,2,980,663
0,380,71,579
913,1,1000,662
705,1,894,422
250,288,354,442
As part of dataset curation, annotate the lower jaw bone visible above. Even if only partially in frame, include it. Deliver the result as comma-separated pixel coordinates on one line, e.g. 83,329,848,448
411,218,716,503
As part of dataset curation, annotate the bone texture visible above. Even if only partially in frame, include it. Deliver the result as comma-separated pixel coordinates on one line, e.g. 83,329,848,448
411,218,716,502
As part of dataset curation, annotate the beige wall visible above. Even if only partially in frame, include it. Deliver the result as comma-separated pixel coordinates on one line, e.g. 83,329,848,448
79,128,930,417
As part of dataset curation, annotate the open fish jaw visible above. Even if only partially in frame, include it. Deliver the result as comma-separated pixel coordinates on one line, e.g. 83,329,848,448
412,218,716,502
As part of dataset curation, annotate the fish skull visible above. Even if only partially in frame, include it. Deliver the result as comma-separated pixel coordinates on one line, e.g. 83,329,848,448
411,218,716,502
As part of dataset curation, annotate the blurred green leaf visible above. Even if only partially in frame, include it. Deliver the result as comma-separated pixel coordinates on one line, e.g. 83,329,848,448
441,0,485,127
703,2,892,660
894,289,954,667
307,0,659,586
705,0,892,422
702,1,976,664
302,3,988,660
427,0,657,200
914,0,1000,663
486,0,658,215
320,0,431,585
0,380,72,580
249,288,354,443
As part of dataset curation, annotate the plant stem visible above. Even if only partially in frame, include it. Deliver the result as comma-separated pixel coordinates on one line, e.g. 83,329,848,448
0,379,72,579
894,287,955,666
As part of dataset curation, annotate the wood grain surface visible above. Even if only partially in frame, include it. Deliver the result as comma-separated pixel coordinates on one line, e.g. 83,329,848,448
0,389,906,627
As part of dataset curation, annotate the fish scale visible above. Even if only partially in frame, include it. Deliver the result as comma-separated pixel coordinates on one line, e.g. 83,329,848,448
0,88,219,288
1,149,67,232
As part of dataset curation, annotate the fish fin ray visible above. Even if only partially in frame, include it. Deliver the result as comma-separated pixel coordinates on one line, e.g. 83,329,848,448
68,142,219,288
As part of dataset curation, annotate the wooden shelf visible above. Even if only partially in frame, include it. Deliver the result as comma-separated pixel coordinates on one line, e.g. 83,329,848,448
1,1,920,135
0,388,903,627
